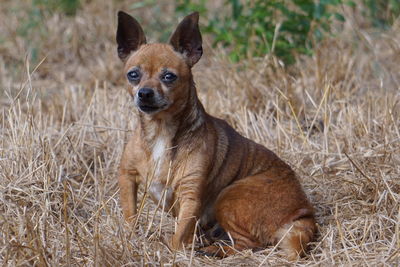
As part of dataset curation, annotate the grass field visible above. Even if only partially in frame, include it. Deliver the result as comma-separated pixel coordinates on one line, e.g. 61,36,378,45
0,1,399,266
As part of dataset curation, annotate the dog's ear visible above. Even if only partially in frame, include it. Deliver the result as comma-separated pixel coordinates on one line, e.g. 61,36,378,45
116,11,146,61
169,12,203,67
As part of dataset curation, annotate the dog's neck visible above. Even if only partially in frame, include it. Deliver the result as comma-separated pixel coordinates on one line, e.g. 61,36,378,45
138,79,206,153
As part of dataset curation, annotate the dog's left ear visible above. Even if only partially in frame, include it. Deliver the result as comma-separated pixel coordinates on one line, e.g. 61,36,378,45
169,12,203,67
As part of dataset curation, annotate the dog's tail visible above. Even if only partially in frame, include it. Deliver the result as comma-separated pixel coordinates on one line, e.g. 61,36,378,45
274,208,316,260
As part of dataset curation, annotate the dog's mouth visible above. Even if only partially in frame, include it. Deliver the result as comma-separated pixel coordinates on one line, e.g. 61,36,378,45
134,94,169,114
137,102,169,114
138,104,160,113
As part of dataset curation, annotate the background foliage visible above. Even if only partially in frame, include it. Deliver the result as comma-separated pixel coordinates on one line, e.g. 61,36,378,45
13,0,400,65
177,0,345,64
178,0,400,64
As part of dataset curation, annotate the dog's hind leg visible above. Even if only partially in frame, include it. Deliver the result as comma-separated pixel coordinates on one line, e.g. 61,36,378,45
205,173,315,260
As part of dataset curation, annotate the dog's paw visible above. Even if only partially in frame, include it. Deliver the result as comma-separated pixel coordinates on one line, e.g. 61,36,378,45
169,235,183,251
124,214,139,225
196,245,225,258
169,233,194,251
195,249,218,257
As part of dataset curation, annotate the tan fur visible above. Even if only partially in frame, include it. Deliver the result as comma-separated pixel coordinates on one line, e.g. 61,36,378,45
117,12,316,260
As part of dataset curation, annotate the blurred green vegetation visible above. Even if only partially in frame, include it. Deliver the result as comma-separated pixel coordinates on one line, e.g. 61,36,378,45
33,0,80,16
177,0,400,64
16,0,80,62
14,0,400,65
360,0,400,29
177,0,344,64
17,0,80,39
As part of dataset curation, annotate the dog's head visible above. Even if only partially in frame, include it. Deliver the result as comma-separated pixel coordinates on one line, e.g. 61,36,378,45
116,11,202,116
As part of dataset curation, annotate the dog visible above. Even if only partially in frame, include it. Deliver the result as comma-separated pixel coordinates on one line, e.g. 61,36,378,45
116,11,316,260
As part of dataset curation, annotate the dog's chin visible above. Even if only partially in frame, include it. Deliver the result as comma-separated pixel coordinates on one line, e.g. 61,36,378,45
137,103,168,115
138,104,159,113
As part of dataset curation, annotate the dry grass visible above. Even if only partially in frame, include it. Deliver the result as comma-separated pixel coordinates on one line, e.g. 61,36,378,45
1,0,399,266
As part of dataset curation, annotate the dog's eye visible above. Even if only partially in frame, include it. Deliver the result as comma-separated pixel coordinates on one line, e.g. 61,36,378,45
161,72,177,83
127,70,141,82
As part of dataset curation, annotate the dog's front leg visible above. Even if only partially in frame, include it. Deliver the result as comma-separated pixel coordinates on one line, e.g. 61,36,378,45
171,199,200,249
170,181,202,250
118,170,139,223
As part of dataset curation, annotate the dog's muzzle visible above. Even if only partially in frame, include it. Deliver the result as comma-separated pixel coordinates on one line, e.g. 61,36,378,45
136,87,164,113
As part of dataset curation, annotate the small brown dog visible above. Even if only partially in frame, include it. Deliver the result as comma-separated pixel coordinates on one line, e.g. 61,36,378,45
116,11,316,260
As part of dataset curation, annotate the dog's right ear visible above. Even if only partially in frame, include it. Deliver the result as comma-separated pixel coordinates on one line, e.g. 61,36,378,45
116,11,146,61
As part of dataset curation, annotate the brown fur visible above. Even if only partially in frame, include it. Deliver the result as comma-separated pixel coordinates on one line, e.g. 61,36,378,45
116,11,316,260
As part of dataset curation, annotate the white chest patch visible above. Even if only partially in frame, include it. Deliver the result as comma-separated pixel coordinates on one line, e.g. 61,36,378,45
152,137,166,174
152,137,166,162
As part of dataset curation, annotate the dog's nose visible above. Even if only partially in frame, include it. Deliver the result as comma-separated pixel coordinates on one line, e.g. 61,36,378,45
138,88,154,100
